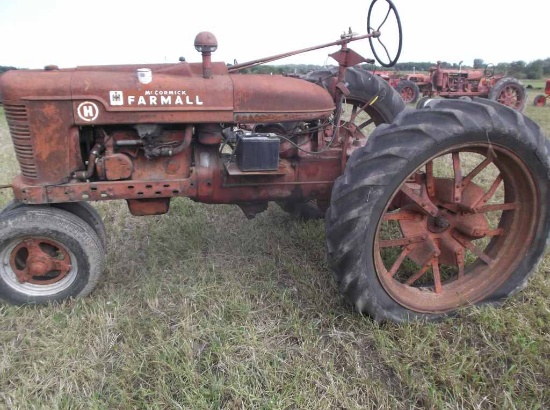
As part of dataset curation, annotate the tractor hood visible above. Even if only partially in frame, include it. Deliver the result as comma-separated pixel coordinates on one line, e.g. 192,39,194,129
0,62,335,125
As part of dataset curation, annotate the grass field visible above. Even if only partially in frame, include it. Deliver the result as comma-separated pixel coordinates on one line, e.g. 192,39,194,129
0,90,549,409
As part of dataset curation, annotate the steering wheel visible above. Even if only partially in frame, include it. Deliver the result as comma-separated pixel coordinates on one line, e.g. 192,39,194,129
367,0,402,67
484,63,495,78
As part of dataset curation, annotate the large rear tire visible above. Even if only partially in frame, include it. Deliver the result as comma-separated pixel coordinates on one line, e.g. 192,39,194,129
325,98,550,322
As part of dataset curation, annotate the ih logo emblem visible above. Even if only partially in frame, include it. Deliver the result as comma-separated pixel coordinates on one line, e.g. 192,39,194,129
77,101,99,122
110,91,124,106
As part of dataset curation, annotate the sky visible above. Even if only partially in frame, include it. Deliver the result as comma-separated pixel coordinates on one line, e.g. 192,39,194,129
1,0,548,70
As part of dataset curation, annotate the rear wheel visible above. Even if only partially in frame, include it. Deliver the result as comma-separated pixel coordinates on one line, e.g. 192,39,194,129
395,80,420,104
0,206,104,305
533,94,547,107
488,77,526,111
325,98,550,322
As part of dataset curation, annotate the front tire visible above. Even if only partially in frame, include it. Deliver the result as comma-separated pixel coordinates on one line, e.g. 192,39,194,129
325,98,550,322
0,206,105,305
534,94,547,107
395,79,420,104
1,201,107,249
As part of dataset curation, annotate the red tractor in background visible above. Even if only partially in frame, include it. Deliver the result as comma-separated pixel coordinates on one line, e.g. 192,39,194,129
0,0,549,323
413,61,527,111
533,79,550,106
373,69,423,104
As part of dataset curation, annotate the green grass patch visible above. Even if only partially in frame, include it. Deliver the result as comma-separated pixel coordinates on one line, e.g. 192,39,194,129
523,79,547,90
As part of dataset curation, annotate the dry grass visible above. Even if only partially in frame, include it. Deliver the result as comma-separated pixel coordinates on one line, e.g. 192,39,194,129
0,94,549,409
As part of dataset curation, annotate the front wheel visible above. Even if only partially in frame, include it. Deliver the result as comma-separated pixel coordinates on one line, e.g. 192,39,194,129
533,94,547,107
395,80,420,104
325,98,550,322
0,206,105,305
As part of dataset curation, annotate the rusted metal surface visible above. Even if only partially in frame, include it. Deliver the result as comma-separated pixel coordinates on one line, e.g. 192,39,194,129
10,238,71,285
375,145,538,313
10,146,341,207
127,198,171,216
231,75,334,122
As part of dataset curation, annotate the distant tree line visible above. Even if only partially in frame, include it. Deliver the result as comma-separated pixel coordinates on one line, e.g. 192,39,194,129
246,59,550,80
0,66,17,74
3,58,550,79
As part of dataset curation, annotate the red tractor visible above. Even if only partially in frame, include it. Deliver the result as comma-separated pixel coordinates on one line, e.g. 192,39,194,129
533,79,550,106
412,61,527,111
0,0,549,323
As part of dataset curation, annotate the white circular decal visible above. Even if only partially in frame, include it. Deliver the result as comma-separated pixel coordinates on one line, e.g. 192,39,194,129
77,101,99,122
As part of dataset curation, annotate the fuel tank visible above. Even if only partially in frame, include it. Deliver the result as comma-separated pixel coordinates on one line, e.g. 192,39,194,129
0,61,335,126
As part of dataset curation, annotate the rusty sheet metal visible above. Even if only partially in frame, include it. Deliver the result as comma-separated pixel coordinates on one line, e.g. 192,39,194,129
11,147,340,206
11,176,197,204
71,68,234,125
231,75,334,123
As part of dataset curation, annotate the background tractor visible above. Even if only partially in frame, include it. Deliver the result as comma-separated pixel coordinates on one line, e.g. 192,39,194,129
412,61,527,111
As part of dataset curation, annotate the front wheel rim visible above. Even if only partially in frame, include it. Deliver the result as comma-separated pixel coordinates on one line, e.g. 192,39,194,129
374,143,539,313
497,85,524,109
400,87,415,103
0,237,77,296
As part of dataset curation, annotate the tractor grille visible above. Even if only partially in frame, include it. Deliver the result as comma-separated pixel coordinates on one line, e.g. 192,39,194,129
4,104,37,178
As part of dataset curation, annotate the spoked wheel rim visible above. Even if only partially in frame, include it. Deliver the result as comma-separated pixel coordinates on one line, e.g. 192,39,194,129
338,97,388,146
0,236,77,296
374,143,538,313
496,84,524,109
399,86,415,103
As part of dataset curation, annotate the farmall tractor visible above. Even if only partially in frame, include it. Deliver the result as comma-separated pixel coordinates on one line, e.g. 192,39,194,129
0,0,549,323
413,61,527,111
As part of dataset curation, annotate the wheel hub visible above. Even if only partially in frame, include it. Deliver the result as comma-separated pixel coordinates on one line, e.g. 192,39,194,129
10,238,72,285
428,215,450,233
399,179,489,266
28,258,50,276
